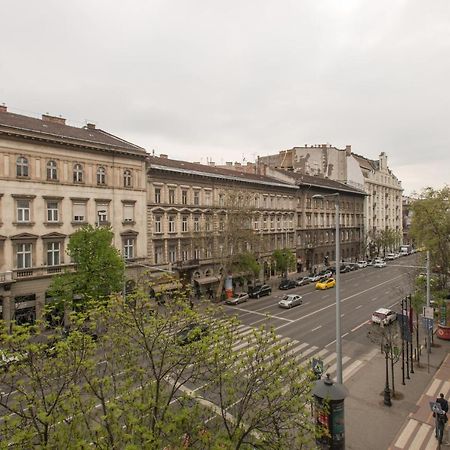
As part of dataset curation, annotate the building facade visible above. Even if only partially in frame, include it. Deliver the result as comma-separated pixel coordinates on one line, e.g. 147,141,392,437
146,156,298,294
0,106,147,325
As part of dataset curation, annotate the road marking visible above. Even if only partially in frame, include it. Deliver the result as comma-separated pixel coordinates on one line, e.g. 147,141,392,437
351,320,370,333
426,378,442,397
355,305,362,310
311,325,322,332
327,356,350,375
409,422,432,450
388,301,399,308
394,419,419,448
296,346,318,360
370,297,377,302
342,360,363,382
229,307,294,322
274,273,406,332
341,313,345,317
341,332,349,338
325,339,336,348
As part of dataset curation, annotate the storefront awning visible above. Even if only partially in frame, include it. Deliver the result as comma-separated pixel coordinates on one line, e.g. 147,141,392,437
195,276,219,285
151,281,183,294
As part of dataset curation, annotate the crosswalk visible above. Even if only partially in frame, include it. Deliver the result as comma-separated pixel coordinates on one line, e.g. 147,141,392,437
392,378,450,449
225,323,365,383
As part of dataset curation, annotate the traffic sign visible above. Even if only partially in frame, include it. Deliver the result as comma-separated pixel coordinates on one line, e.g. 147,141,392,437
423,306,434,320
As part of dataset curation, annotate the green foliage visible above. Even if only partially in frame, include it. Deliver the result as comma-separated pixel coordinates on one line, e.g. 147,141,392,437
235,252,261,282
271,248,296,277
410,186,450,289
48,225,125,313
0,292,317,448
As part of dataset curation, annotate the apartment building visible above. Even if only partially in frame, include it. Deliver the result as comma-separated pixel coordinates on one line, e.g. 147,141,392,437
146,156,298,294
0,106,147,325
258,144,403,241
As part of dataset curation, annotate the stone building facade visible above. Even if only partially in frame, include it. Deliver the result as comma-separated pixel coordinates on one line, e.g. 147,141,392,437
0,106,147,326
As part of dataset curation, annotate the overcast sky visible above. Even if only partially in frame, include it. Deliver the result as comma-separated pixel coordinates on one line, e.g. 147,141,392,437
1,0,449,194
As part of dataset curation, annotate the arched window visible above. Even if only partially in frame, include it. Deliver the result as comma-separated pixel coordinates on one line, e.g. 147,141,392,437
73,164,83,183
97,166,106,185
46,160,58,180
123,169,132,187
16,156,29,177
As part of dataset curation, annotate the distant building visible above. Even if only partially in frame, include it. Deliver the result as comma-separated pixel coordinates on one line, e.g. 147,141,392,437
0,105,147,326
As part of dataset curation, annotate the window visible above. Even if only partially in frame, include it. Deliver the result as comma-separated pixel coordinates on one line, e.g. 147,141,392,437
123,170,132,187
205,246,212,258
96,203,109,224
17,243,32,268
47,242,60,266
16,156,29,177
123,203,135,223
194,191,200,205
17,199,31,223
194,248,201,259
46,160,58,180
219,217,224,231
154,246,163,264
155,187,161,203
73,164,83,183
181,248,189,261
72,202,86,223
46,201,59,222
182,216,188,232
169,246,177,263
205,216,211,232
182,189,188,205
123,238,135,260
97,166,107,185
219,194,224,207
168,189,175,204
254,218,259,230
205,191,211,206
193,216,200,232
154,215,162,233
168,215,176,233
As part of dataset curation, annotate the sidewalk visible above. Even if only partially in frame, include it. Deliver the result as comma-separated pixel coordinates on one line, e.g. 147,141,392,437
344,338,450,449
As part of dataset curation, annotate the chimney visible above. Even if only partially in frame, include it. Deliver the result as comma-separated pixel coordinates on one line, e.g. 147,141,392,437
234,162,241,167
345,145,352,156
208,161,215,166
159,154,168,159
0,104,7,113
226,162,233,166
86,123,96,130
42,113,66,125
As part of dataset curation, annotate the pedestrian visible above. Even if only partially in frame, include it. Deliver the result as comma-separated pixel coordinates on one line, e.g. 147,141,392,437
437,393,449,413
433,395,448,443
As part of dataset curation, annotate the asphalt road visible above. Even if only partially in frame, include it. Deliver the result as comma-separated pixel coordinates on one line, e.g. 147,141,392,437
222,254,424,366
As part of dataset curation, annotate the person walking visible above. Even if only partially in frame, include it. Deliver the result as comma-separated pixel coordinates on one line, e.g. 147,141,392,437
437,393,449,414
433,393,448,444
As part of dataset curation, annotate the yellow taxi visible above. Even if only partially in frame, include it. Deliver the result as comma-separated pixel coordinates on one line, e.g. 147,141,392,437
315,277,336,290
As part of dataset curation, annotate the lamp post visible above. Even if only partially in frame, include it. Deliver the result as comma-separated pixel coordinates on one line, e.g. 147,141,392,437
312,193,342,384
383,343,392,406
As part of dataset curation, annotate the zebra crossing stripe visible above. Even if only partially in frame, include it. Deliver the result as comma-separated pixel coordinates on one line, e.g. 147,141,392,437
322,352,337,366
286,342,309,357
327,356,351,376
426,378,442,397
342,360,363,382
408,423,432,450
295,346,318,361
394,419,419,448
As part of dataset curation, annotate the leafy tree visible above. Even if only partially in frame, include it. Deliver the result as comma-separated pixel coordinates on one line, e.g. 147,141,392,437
410,186,450,289
271,248,296,278
0,292,318,448
235,252,261,285
48,225,125,316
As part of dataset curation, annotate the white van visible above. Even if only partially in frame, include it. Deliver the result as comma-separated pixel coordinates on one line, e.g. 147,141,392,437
371,308,397,326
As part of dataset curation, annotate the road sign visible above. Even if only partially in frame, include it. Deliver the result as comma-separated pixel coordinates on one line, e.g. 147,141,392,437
422,316,433,331
423,306,434,320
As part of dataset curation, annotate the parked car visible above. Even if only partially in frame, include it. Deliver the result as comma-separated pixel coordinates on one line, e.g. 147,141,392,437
248,284,272,299
385,253,396,261
316,278,336,290
279,279,297,290
373,259,386,268
278,294,303,309
177,323,209,345
340,265,351,273
318,269,333,278
347,263,359,271
366,259,374,266
307,274,322,282
225,293,249,305
371,308,397,326
357,260,368,268
296,276,310,286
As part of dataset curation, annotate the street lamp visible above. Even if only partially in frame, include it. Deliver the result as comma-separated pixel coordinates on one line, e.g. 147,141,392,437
312,192,342,385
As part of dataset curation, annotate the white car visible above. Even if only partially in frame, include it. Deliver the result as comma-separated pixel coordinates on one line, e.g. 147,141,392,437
373,259,386,268
385,253,396,261
307,274,322,283
371,308,397,326
278,294,303,309
357,260,368,268
225,293,249,305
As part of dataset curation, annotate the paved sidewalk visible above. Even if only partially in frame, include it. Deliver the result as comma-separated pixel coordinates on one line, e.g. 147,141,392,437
344,338,450,450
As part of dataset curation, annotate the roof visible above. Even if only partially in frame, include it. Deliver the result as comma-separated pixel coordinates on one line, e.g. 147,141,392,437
275,170,366,196
352,153,377,171
0,110,146,156
147,156,298,190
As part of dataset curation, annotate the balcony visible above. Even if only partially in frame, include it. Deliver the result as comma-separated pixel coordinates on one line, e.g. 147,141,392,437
6,264,76,280
173,259,200,270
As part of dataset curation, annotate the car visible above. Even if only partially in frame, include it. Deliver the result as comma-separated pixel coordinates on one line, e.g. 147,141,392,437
307,273,322,282
371,308,397,326
357,260,368,268
317,269,333,278
248,284,272,299
296,276,310,286
347,263,359,271
373,259,386,268
316,278,336,290
279,279,297,290
278,294,303,309
177,323,209,345
340,265,351,273
385,253,396,261
366,259,374,266
225,293,249,305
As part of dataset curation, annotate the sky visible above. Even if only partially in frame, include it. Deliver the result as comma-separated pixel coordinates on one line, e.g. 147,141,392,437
1,0,449,195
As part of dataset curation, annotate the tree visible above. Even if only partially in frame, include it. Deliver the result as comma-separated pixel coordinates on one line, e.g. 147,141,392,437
235,252,261,285
410,186,450,289
0,292,319,448
48,225,125,317
271,248,296,278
